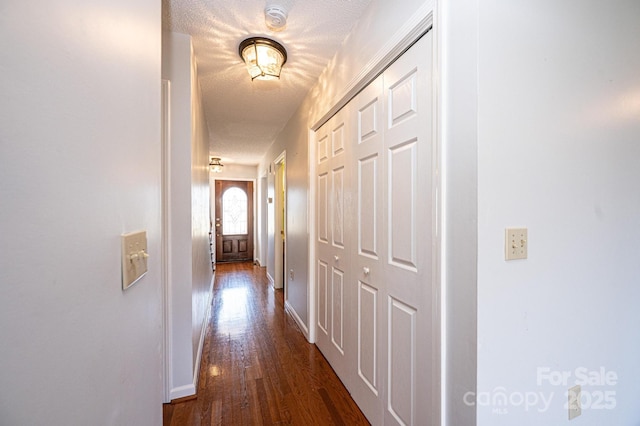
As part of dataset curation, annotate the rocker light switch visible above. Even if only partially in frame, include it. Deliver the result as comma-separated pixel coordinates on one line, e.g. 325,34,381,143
121,230,148,289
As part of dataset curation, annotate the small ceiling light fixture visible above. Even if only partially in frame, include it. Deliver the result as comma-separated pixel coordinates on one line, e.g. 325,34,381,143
209,157,224,173
239,37,287,81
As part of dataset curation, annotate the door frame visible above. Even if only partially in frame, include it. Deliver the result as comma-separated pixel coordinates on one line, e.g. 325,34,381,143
273,151,287,292
211,177,258,262
161,79,172,403
214,180,254,263
258,172,268,267
307,2,440,424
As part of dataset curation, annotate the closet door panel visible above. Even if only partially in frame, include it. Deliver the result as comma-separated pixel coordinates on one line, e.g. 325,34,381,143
318,173,329,244
387,297,416,426
315,110,352,383
358,281,378,393
350,75,386,423
317,260,328,333
383,32,435,426
358,155,379,258
332,166,345,248
317,122,330,337
388,140,418,271
331,267,345,353
316,124,331,341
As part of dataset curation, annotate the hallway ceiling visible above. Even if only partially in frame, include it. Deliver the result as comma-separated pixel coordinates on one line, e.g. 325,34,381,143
163,0,372,165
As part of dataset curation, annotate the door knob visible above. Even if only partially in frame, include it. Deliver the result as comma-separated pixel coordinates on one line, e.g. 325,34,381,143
363,267,370,276
334,255,339,262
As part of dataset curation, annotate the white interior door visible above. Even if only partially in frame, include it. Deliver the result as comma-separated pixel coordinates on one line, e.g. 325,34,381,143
315,31,435,426
381,32,434,426
349,74,385,421
315,108,351,381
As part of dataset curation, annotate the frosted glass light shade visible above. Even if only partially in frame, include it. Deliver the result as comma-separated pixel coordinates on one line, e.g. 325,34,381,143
239,37,287,81
210,157,224,173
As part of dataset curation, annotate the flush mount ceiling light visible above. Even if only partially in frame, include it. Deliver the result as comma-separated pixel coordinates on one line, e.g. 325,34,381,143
239,37,287,81
209,157,224,173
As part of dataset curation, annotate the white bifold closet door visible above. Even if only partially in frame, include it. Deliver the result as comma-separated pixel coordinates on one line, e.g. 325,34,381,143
316,105,352,382
316,31,435,426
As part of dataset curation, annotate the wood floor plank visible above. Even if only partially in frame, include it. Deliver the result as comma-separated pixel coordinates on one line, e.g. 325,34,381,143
163,261,369,425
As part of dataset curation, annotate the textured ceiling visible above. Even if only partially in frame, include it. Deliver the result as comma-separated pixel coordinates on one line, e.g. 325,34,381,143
163,0,371,165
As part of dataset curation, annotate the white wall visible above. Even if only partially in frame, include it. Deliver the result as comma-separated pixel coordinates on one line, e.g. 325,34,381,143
474,1,640,424
210,163,257,180
162,31,194,399
0,0,163,424
439,0,479,424
190,38,214,378
162,31,213,400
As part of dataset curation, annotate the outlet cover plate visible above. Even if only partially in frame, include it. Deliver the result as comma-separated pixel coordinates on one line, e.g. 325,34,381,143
568,385,581,420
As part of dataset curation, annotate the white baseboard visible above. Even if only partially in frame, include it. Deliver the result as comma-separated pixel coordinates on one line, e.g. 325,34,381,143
285,300,309,341
169,383,196,401
192,272,215,391
266,272,274,287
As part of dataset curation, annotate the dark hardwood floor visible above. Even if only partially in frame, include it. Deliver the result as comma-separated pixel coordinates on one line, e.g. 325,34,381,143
163,261,369,425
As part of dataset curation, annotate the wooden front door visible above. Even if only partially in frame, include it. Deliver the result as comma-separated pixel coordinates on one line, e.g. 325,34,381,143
215,180,254,263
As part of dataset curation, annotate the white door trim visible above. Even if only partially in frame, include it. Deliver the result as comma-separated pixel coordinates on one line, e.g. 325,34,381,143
273,151,286,291
161,79,172,403
307,128,317,344
311,2,434,132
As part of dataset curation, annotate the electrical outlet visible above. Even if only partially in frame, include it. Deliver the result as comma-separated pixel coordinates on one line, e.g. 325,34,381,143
289,269,294,280
568,385,581,420
505,228,528,260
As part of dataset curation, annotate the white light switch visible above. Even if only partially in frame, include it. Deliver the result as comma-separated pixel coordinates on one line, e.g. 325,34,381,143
505,228,528,260
122,230,148,290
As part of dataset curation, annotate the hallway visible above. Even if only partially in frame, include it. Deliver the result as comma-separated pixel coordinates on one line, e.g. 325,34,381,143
163,262,369,425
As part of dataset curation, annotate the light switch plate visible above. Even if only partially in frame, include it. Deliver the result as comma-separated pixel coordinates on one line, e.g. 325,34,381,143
122,230,148,290
505,228,528,260
568,385,581,420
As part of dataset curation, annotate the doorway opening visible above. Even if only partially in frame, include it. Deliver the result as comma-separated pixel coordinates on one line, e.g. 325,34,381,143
273,152,286,295
215,180,254,263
